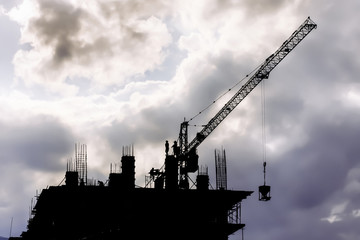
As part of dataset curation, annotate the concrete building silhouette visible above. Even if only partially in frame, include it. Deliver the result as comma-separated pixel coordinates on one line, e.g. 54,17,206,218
16,144,251,240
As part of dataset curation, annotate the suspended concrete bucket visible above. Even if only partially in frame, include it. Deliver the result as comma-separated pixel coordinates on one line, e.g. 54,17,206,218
258,185,271,201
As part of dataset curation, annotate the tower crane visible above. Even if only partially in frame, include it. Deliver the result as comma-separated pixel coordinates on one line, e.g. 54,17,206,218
151,17,317,192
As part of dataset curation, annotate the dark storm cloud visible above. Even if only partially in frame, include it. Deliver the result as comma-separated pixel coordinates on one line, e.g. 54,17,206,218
0,114,75,236
275,109,360,208
27,0,169,71
172,3,360,239
101,103,182,156
0,115,74,171
30,0,85,67
217,102,360,240
27,0,118,70
193,56,254,115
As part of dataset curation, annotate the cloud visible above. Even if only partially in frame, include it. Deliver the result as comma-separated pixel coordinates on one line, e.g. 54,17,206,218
0,114,74,171
0,114,75,236
1,0,360,239
9,0,172,95
321,201,348,223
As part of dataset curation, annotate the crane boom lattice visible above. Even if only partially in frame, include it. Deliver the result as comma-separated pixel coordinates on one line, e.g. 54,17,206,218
184,17,317,154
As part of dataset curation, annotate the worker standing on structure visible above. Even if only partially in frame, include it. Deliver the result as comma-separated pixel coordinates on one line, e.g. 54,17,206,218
165,140,169,156
172,141,179,157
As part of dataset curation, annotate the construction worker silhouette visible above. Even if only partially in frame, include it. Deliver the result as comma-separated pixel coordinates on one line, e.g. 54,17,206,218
165,140,169,156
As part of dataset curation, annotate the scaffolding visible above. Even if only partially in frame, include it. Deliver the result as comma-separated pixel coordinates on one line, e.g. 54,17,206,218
228,202,242,225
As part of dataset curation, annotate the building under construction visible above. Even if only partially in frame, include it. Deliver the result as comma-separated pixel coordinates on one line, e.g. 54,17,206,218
12,17,316,240
18,144,252,240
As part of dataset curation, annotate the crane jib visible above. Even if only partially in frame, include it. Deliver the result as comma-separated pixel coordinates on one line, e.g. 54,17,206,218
183,17,317,154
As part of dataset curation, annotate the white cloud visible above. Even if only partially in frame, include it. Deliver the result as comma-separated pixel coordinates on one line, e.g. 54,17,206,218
321,201,348,223
9,0,172,95
352,209,360,218
347,88,360,108
6,0,39,26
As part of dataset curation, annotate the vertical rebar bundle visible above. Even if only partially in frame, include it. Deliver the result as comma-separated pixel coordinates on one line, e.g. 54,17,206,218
75,143,87,186
122,144,134,156
215,148,227,190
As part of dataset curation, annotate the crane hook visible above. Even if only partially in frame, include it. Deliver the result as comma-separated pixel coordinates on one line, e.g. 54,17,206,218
259,161,271,201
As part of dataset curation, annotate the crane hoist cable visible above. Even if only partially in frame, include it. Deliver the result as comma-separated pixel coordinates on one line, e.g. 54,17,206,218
261,79,267,185
259,78,271,201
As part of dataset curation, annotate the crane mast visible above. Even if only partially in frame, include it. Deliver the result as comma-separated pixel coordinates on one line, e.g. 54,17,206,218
177,17,317,188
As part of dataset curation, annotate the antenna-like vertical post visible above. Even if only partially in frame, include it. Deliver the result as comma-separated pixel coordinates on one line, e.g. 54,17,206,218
9,217,13,238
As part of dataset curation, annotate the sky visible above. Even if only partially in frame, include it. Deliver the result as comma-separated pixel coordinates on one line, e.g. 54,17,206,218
0,0,360,239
